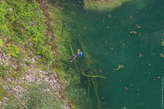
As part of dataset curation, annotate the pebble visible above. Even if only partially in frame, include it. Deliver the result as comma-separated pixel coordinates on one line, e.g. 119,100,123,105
0,50,70,109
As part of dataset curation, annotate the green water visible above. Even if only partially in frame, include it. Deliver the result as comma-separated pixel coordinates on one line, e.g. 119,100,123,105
51,0,164,108
81,0,164,109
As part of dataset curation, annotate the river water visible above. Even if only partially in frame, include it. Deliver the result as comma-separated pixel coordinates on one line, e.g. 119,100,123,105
81,0,164,109
52,0,164,108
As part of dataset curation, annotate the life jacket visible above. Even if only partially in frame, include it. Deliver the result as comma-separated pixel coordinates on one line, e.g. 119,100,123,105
78,52,82,58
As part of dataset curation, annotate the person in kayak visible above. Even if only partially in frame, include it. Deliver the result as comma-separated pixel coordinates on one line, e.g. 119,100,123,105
69,49,82,62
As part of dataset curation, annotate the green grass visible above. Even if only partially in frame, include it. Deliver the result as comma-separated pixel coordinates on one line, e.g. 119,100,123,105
1,82,65,109
0,0,53,63
0,0,54,105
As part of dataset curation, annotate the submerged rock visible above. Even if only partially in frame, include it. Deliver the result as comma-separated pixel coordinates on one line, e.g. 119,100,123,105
83,0,131,11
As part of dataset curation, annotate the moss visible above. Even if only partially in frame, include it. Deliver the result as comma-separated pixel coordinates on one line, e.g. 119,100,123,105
0,85,10,101
18,83,29,89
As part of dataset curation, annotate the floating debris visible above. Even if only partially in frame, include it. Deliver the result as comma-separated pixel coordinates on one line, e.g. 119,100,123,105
136,24,141,28
84,27,86,29
151,53,155,55
108,15,112,18
133,31,137,34
130,30,137,34
100,68,102,72
139,53,142,57
161,40,164,46
124,87,128,90
130,16,133,18
114,64,124,70
160,53,164,57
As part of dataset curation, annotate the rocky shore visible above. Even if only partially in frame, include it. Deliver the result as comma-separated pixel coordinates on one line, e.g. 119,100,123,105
0,49,70,109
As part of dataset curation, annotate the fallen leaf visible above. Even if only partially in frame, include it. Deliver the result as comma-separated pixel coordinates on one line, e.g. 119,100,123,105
139,53,142,57
107,27,109,28
105,41,107,44
136,24,141,28
84,27,86,29
133,31,137,34
108,15,112,18
124,87,128,90
100,68,102,72
130,16,133,18
160,53,164,57
111,48,114,50
137,93,140,96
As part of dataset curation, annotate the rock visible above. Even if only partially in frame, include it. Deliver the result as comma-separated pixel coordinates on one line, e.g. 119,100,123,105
83,0,131,11
38,55,42,59
25,75,34,83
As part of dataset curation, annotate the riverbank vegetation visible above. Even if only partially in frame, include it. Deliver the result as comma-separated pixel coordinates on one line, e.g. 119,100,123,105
0,0,105,108
0,0,67,108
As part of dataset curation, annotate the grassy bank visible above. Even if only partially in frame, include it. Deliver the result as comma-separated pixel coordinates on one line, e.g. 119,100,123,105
0,0,67,108
0,0,106,109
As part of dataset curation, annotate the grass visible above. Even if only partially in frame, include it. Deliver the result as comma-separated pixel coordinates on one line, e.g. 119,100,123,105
1,82,65,109
0,0,54,105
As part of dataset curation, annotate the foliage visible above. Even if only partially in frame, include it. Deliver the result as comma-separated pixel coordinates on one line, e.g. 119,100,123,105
3,43,20,57
0,39,3,47
1,82,65,109
0,85,10,101
0,0,52,61
0,64,10,77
